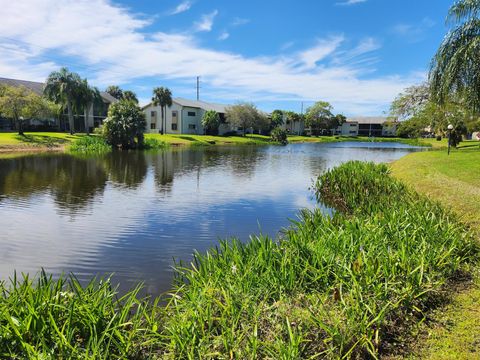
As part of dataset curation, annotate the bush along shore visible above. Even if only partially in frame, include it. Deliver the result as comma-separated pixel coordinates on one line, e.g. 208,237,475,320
1,161,477,358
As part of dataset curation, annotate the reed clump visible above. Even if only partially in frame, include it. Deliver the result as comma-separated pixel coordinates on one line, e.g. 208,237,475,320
0,272,162,359
68,135,111,155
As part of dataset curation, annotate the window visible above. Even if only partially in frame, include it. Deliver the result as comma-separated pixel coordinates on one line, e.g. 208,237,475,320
172,110,178,119
151,111,156,118
151,123,156,130
187,111,196,117
350,123,357,127
188,124,196,130
171,123,178,130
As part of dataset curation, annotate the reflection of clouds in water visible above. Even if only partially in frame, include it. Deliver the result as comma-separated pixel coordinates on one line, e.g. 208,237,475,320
0,181,156,277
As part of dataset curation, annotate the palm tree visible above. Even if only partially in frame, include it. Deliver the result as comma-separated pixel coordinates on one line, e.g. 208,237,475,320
44,68,82,134
430,0,480,112
105,85,123,100
77,79,102,135
123,90,139,104
152,87,172,135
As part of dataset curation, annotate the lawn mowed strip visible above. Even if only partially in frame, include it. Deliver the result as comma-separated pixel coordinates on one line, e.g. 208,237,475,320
390,147,480,359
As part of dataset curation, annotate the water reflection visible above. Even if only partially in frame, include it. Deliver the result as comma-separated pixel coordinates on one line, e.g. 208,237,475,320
0,142,423,296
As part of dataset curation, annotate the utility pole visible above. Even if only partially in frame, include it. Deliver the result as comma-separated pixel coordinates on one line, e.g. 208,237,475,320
196,76,200,101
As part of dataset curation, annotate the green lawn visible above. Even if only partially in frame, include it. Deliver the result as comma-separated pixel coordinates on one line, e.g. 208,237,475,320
0,132,84,148
391,146,480,359
391,147,480,229
2,131,460,152
145,133,274,146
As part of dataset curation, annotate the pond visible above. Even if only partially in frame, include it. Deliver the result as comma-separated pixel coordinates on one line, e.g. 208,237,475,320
0,142,423,296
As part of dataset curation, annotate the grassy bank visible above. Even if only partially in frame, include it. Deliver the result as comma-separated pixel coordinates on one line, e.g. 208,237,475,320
0,132,83,152
1,161,477,358
391,147,480,231
390,146,480,359
146,133,437,148
0,131,444,156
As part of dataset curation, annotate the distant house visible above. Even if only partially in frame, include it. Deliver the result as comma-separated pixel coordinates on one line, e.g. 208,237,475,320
0,77,117,132
334,117,398,137
143,98,239,135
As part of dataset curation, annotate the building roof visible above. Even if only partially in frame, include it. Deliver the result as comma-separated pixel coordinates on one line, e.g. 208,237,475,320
100,91,118,104
0,77,117,104
0,77,45,95
346,116,391,125
144,97,230,113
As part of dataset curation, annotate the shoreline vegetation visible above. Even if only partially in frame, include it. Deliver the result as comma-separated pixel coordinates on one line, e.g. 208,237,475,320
0,131,464,158
1,151,478,358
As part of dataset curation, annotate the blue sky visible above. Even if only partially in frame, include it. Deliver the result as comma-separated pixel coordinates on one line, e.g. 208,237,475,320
0,0,453,115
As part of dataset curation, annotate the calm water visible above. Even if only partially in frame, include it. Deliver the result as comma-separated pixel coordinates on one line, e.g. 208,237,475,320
0,142,423,296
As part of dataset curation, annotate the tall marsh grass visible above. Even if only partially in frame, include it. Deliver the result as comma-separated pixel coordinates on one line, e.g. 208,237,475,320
68,135,111,155
0,272,162,359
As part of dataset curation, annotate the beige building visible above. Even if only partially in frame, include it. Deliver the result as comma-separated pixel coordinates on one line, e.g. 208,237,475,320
143,98,238,135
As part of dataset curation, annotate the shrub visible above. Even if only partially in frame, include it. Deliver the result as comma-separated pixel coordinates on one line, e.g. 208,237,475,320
102,100,146,149
270,127,288,145
436,135,442,141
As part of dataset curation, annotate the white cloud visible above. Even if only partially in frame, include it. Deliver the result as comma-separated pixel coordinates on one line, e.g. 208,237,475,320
336,0,367,5
392,18,435,43
0,0,423,115
194,10,218,32
170,1,193,15
297,36,344,69
231,17,250,26
218,31,230,41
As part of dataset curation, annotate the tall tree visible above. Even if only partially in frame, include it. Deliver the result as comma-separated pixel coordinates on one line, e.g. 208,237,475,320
105,85,124,100
390,83,431,120
201,110,220,135
77,79,102,135
270,110,284,129
225,103,263,136
123,90,139,104
305,101,334,135
44,67,82,134
0,85,54,135
285,111,303,134
430,0,480,112
152,87,172,135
